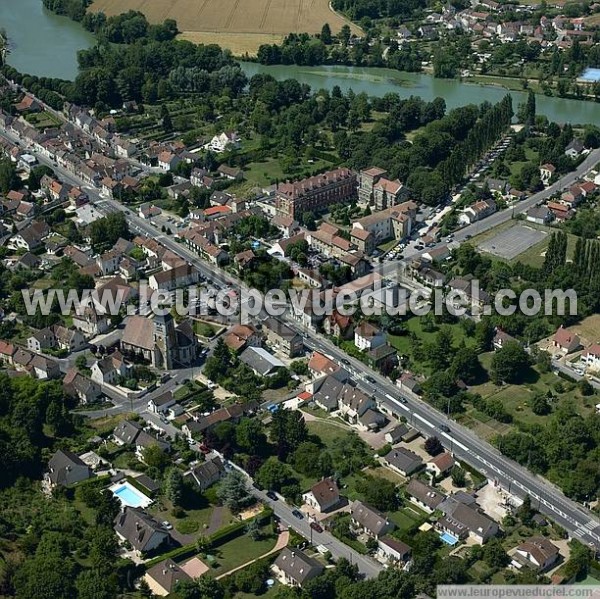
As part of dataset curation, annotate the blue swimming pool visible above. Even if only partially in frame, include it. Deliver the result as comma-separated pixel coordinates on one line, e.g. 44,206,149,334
440,531,459,546
111,482,152,508
579,68,600,82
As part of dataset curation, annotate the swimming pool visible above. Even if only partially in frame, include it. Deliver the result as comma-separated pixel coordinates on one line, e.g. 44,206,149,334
110,481,153,508
440,531,459,546
579,68,600,82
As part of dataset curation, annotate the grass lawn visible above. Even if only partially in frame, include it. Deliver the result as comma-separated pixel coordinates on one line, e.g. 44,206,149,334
193,320,220,338
388,505,428,531
244,156,336,187
576,574,600,586
387,315,475,372
306,420,349,449
207,528,278,576
462,357,596,439
151,498,234,537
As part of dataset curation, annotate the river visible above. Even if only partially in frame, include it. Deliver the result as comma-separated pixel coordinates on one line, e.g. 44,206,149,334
0,0,95,80
2,0,600,124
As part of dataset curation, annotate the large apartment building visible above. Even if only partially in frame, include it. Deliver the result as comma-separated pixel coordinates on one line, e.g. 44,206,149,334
358,167,409,210
351,201,418,251
275,168,357,219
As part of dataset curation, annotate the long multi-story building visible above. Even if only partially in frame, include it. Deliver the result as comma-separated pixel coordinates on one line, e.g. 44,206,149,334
275,168,357,219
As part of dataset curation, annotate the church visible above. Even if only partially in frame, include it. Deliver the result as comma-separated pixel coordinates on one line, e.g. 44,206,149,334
120,313,197,369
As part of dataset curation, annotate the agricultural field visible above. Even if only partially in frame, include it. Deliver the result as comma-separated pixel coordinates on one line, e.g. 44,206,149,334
90,0,360,55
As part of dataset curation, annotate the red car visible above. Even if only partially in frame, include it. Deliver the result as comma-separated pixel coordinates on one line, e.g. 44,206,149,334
310,521,323,533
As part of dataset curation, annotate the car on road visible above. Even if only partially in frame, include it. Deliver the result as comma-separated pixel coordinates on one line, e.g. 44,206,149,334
365,375,376,384
400,397,408,404
341,358,350,366
266,491,278,501
292,509,304,519
310,521,323,533
439,424,450,433
161,521,173,530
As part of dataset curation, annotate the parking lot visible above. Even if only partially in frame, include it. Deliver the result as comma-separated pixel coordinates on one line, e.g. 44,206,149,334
478,224,547,260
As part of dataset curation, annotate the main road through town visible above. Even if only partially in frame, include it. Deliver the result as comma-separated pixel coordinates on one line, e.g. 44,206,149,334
4,127,600,555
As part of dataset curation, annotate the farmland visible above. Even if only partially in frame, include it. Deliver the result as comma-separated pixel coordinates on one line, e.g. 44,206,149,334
90,0,360,55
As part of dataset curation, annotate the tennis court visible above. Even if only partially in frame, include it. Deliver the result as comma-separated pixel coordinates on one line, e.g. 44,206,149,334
478,225,547,260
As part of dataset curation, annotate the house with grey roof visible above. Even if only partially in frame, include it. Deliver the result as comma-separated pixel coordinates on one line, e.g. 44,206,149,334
437,502,499,544
184,456,226,491
272,547,324,587
46,449,92,487
383,447,423,476
384,423,411,445
114,508,170,555
405,478,446,513
239,346,286,377
144,558,192,596
350,500,395,539
262,317,303,357
377,536,411,564
113,420,142,445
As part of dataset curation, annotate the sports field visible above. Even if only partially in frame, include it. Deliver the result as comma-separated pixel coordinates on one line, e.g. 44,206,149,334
90,0,360,54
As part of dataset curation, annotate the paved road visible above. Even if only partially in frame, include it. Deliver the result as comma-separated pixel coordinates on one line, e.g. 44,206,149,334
6,126,600,552
382,148,600,275
301,334,600,552
250,486,382,578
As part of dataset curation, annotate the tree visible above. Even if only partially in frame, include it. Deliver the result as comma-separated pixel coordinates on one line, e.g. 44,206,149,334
531,393,551,416
235,418,267,454
255,456,296,492
482,538,510,569
292,441,323,477
356,475,399,511
578,379,593,396
490,341,530,384
245,517,263,541
75,354,88,370
142,444,170,472
451,466,466,487
173,577,225,599
0,158,19,194
450,345,482,385
517,494,534,525
320,23,332,44
75,569,117,599
164,467,185,506
216,470,252,513
424,436,443,456
270,409,307,459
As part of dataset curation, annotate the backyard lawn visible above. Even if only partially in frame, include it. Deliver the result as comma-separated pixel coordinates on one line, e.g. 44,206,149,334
461,354,597,439
388,504,429,532
306,419,349,449
387,315,476,371
244,156,336,187
207,528,278,576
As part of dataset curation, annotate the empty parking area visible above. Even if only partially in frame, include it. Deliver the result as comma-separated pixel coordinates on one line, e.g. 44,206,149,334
478,224,547,260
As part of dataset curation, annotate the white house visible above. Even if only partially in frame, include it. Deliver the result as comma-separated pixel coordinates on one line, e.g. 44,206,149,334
354,321,385,351
539,164,555,186
207,131,240,153
581,343,600,371
302,478,341,513
512,537,559,572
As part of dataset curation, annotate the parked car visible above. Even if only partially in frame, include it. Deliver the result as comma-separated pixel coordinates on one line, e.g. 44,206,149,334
161,521,173,530
266,491,278,501
310,521,323,533
292,509,304,519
